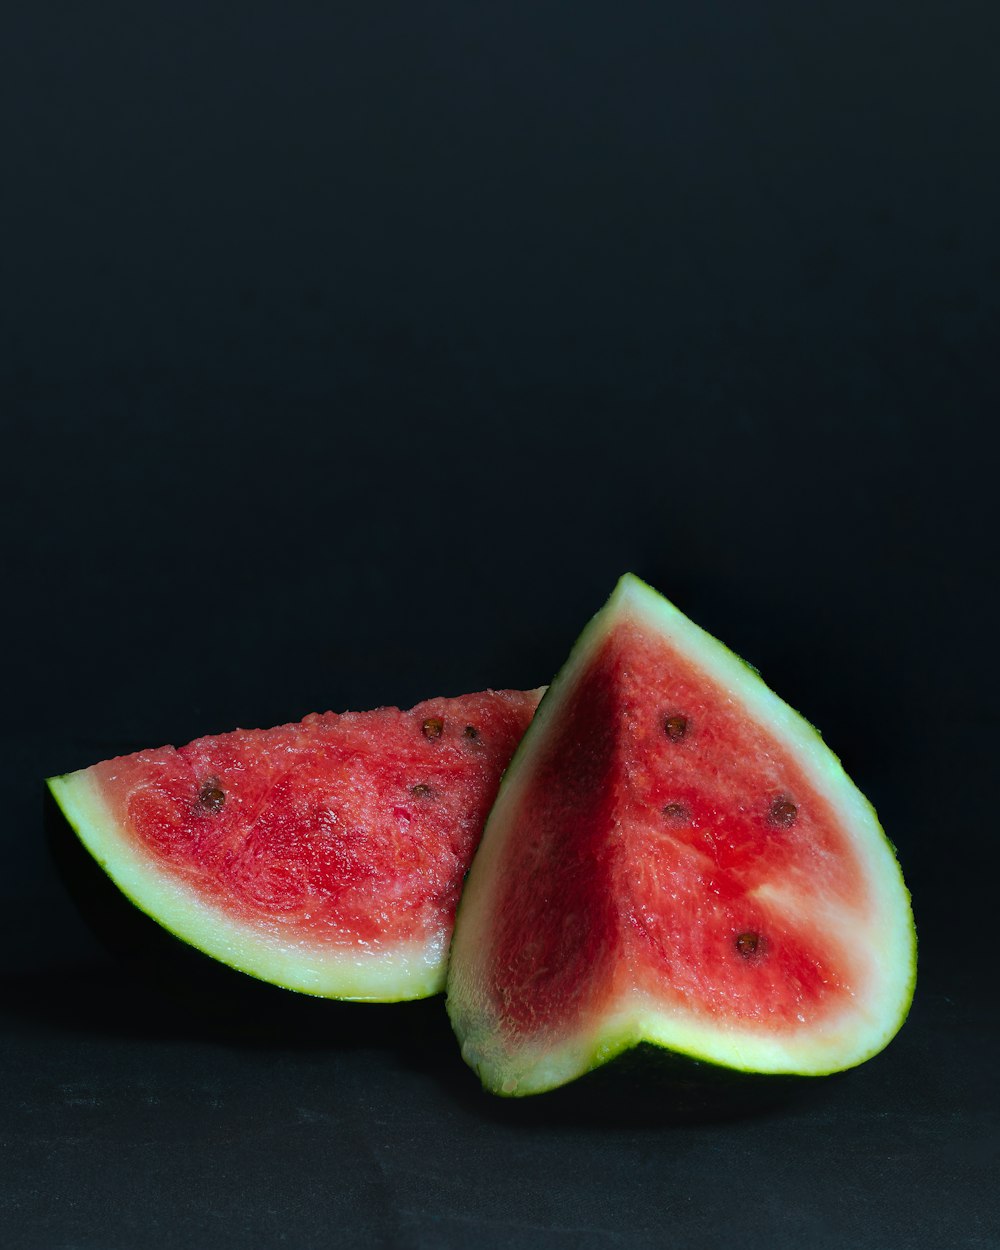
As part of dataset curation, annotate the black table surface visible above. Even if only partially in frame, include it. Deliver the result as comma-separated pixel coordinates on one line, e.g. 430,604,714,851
3,4,998,1247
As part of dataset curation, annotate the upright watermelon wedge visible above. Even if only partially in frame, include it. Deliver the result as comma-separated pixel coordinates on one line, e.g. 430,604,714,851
47,689,541,1002
447,576,915,1095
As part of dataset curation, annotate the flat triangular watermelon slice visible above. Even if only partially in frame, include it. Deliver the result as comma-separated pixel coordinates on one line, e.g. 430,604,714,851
47,689,541,1002
447,576,915,1095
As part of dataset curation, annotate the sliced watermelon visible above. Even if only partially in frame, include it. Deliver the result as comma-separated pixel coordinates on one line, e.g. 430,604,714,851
48,689,541,1002
447,576,915,1095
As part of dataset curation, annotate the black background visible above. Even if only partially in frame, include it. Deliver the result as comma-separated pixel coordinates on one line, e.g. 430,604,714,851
2,4,998,1247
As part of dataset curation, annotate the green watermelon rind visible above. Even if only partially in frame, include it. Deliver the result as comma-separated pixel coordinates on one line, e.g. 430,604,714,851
46,769,447,1003
446,573,917,1097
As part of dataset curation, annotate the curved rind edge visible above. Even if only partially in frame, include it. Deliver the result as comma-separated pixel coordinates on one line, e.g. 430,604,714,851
619,572,918,1055
447,573,917,1096
46,771,446,1003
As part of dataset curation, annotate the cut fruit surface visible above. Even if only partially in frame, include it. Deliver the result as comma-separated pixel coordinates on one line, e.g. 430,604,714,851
48,689,541,1001
447,576,915,1095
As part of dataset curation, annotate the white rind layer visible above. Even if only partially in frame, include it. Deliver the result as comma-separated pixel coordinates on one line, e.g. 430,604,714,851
447,574,917,1095
48,769,446,1002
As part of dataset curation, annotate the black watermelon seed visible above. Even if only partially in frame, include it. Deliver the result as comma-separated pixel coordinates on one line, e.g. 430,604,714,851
662,802,690,821
463,725,479,739
421,718,444,739
663,714,689,741
198,784,225,813
736,932,762,958
769,797,798,827
411,784,433,798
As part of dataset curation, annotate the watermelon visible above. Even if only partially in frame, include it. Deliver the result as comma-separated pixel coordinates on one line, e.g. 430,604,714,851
446,576,916,1096
47,689,541,1002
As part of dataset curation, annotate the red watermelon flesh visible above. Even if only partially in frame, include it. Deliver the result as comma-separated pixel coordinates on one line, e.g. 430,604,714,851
447,577,915,1094
48,689,541,1001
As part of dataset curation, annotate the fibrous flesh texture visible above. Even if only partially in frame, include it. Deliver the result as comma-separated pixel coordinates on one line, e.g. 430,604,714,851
48,689,542,1001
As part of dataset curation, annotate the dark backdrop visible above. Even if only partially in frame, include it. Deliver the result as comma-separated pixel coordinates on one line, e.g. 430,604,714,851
2,4,997,1248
